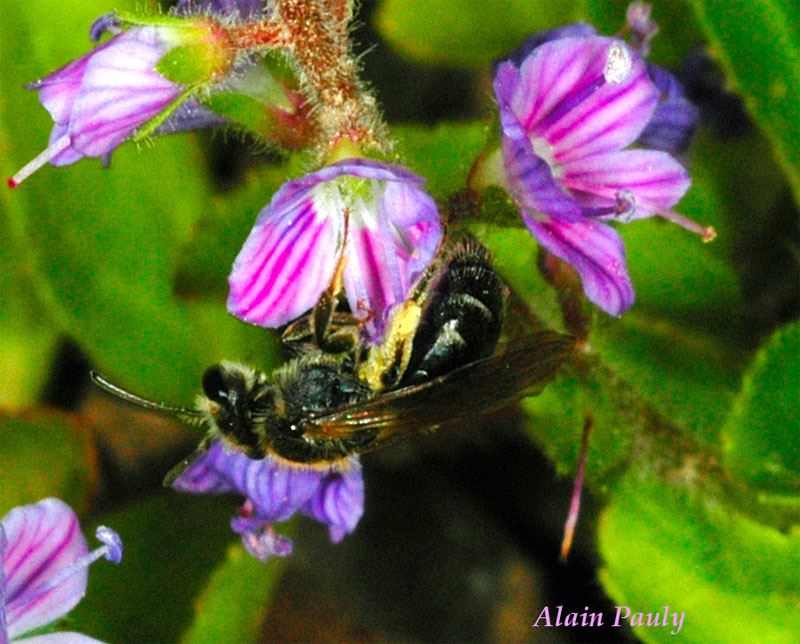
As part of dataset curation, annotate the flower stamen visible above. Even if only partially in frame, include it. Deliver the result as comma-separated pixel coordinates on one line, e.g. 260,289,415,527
10,526,123,611
560,415,593,562
8,135,72,188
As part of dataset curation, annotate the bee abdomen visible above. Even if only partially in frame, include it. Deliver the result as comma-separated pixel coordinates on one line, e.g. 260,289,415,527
404,241,506,384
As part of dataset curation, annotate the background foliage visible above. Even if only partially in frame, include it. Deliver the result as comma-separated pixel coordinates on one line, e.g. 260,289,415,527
0,0,797,642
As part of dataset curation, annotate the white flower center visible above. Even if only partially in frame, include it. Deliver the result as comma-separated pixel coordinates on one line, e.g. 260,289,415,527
532,137,562,179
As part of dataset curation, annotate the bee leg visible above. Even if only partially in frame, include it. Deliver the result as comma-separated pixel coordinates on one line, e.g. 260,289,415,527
283,248,362,355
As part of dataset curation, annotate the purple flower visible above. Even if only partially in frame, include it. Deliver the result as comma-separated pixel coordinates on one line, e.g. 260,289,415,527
638,64,698,154
228,158,442,341
1,498,122,642
494,34,710,316
172,441,364,561
8,18,232,188
176,0,266,19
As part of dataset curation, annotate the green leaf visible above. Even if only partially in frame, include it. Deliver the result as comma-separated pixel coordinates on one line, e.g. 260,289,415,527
0,410,97,516
156,44,218,85
522,367,635,487
593,313,743,444
0,230,59,408
394,122,488,201
689,0,800,205
174,164,288,300
375,0,575,69
578,0,704,68
599,474,800,643
70,493,242,642
723,322,800,494
181,541,288,643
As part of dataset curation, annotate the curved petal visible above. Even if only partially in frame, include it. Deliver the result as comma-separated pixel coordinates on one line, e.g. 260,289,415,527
637,64,698,154
208,445,324,522
228,181,343,328
170,441,238,494
495,86,582,222
239,456,324,522
229,158,436,330
31,53,94,125
523,214,634,316
343,178,442,340
1,500,88,640
20,632,105,644
47,125,84,167
69,27,182,157
510,37,657,163
560,149,691,218
1,524,7,641
502,22,597,68
300,459,364,543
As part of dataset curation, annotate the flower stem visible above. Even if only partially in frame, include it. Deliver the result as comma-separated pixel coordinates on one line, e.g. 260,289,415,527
227,19,286,49
274,0,388,153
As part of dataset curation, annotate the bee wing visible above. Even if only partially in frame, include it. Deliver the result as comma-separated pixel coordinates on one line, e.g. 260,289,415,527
162,434,214,487
301,331,573,448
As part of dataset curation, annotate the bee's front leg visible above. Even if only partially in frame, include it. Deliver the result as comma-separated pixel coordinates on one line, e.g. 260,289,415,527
282,249,361,356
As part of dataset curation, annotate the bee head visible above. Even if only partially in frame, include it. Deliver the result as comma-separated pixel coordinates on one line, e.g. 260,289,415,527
200,362,277,458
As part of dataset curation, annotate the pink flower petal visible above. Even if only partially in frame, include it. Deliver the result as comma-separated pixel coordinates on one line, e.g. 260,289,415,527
229,159,440,332
561,149,691,217
32,54,94,125
343,179,441,339
523,214,634,316
228,188,342,327
20,632,104,644
1,499,88,639
300,459,364,543
498,113,583,222
513,37,657,163
47,125,83,167
170,443,238,495
69,27,182,157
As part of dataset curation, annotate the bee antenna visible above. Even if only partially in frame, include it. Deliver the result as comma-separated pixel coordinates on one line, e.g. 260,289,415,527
90,371,204,420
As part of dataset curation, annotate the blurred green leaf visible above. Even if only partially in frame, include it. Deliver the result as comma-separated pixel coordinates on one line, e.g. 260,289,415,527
174,165,288,300
0,410,97,516
70,493,241,641
620,214,741,334
375,0,575,69
599,474,800,643
689,0,800,205
181,541,287,643
0,323,59,410
522,366,635,487
394,122,488,201
723,321,800,494
594,313,742,444
578,0,703,68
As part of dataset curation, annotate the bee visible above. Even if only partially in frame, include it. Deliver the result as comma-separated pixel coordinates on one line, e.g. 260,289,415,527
91,239,573,483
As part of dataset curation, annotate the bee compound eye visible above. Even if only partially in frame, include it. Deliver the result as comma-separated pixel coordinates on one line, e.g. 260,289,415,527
202,365,229,404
